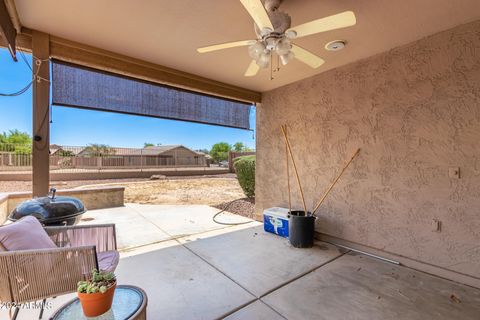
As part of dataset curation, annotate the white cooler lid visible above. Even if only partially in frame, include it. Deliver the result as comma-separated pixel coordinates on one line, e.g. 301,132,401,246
263,207,289,219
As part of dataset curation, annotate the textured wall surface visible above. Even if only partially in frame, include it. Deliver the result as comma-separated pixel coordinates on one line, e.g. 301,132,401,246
5,186,125,216
257,20,480,278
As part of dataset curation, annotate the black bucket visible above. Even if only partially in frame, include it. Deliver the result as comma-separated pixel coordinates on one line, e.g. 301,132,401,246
288,211,316,248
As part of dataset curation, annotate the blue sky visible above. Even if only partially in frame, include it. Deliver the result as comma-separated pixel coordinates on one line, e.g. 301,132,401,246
0,49,256,150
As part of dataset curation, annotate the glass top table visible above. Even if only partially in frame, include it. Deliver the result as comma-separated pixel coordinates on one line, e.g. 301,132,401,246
50,285,147,320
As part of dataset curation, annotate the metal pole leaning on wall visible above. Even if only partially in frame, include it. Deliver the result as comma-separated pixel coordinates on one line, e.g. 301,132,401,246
312,148,360,215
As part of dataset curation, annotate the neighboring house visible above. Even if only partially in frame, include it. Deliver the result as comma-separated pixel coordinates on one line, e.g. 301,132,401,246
141,145,206,166
49,144,63,155
72,144,206,167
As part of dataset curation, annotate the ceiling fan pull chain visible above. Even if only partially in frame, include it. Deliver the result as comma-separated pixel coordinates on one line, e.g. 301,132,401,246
270,51,274,80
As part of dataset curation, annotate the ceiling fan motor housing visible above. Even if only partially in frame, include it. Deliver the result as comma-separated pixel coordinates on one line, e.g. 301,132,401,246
264,0,282,12
254,0,291,37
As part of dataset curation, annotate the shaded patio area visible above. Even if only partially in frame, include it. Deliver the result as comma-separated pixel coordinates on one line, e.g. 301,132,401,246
2,205,479,319
1,1,480,318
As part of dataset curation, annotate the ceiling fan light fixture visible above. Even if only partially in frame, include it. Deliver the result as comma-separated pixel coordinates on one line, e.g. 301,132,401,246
275,39,291,55
280,51,294,65
285,30,297,39
248,41,266,59
257,52,270,68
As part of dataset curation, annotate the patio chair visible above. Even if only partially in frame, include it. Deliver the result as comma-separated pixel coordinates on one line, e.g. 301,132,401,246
0,217,119,319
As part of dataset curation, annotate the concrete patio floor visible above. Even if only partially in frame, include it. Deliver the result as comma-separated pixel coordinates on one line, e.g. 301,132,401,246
3,204,480,319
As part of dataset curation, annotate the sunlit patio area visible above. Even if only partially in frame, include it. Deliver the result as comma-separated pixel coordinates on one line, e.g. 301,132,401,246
1,204,479,319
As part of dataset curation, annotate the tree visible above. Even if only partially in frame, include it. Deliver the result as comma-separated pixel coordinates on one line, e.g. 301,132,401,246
210,142,231,162
196,148,209,154
1,130,32,145
144,143,162,147
84,144,115,157
233,142,245,152
57,149,75,157
0,130,32,153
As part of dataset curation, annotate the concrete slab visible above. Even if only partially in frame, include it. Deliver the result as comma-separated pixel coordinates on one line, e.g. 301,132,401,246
224,301,285,320
115,240,255,320
79,205,171,249
128,203,253,237
262,253,480,320
120,221,262,258
182,225,344,297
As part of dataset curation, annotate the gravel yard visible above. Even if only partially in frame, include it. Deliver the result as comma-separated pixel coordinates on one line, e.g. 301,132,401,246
0,174,255,218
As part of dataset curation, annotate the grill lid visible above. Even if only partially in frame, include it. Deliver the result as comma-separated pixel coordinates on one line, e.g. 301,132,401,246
9,192,85,223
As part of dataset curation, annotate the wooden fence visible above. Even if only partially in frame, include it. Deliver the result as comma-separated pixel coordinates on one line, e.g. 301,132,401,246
228,151,256,173
0,144,207,172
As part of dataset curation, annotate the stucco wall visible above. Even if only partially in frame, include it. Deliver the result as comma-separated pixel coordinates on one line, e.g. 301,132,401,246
257,20,480,280
4,186,125,222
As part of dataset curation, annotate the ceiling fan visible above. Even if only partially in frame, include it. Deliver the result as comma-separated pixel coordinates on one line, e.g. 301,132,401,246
197,0,356,77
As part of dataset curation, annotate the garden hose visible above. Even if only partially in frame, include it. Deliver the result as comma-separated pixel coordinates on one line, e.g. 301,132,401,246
212,199,255,226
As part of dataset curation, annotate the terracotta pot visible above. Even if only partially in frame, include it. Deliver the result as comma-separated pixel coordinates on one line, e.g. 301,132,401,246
78,282,116,317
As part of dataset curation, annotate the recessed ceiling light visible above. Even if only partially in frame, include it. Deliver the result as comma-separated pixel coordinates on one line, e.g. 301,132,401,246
325,40,346,51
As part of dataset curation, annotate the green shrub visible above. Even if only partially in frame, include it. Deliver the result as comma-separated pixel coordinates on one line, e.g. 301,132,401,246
234,155,255,198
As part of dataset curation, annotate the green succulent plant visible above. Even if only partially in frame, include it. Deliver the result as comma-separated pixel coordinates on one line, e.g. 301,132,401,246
77,269,116,294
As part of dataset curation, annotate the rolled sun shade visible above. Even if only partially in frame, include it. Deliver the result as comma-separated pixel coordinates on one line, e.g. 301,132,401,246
51,61,252,130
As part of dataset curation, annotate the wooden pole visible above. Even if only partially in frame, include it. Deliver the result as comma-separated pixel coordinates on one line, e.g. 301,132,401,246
0,0,17,60
32,30,50,197
281,125,308,214
285,126,292,213
312,148,360,215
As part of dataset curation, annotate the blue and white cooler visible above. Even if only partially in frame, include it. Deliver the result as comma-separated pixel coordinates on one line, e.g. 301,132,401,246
263,207,289,238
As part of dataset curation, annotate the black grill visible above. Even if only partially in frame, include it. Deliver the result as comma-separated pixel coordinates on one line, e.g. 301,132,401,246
9,188,86,226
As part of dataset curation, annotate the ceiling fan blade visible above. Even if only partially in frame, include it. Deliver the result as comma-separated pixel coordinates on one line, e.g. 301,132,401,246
239,0,274,31
291,44,325,69
244,60,260,77
289,11,356,39
197,40,256,53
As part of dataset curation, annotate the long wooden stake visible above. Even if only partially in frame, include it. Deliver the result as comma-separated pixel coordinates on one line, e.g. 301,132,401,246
281,125,308,214
312,148,360,215
285,126,292,213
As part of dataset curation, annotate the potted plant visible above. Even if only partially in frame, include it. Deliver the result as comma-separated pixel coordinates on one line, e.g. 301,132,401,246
77,269,117,317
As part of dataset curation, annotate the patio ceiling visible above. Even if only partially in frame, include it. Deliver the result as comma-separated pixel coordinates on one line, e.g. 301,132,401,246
13,0,480,93
11,0,480,93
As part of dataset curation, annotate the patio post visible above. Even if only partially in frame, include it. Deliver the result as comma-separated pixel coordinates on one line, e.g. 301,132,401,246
32,30,50,197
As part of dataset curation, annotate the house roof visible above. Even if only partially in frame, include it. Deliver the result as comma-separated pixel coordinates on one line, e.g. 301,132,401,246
52,144,204,156
141,145,183,155
49,144,62,154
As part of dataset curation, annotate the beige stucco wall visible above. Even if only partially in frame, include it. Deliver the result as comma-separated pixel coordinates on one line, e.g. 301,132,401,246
257,20,480,280
4,186,125,221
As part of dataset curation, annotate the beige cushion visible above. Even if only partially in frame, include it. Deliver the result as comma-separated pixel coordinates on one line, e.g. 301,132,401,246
0,216,57,251
97,250,119,272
